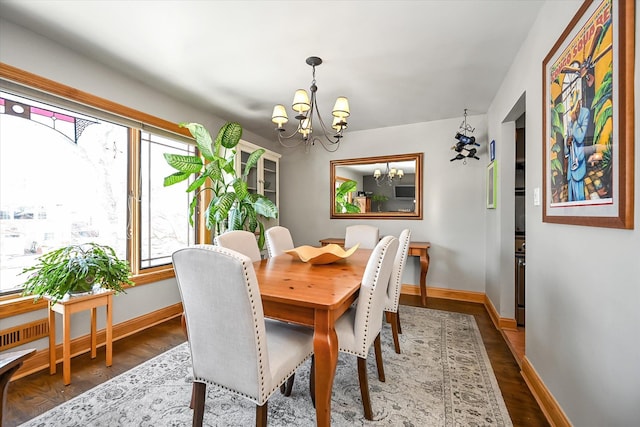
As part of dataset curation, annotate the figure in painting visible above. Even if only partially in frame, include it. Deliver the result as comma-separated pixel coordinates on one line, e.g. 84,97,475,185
564,95,590,201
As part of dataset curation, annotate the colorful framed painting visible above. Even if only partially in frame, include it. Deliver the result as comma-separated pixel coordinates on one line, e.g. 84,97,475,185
487,161,497,209
542,0,634,229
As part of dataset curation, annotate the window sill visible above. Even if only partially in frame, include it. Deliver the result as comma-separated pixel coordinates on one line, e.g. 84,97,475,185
0,266,176,319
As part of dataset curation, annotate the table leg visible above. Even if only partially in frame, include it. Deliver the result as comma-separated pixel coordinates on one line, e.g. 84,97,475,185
313,309,338,427
419,250,429,307
106,294,113,367
90,307,97,359
48,306,56,375
62,309,71,386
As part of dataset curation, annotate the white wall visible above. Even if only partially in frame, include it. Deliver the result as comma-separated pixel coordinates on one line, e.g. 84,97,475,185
279,117,489,293
487,1,640,425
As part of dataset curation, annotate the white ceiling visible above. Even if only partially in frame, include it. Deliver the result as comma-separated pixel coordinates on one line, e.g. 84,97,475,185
0,0,544,141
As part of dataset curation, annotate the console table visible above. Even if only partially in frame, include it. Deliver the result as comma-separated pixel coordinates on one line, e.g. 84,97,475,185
48,289,114,385
319,238,431,306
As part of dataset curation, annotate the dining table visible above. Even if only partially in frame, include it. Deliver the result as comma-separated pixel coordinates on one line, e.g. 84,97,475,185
253,248,372,427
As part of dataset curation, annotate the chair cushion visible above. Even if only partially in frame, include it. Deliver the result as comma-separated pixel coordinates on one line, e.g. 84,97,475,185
265,319,314,394
265,226,295,257
345,225,379,249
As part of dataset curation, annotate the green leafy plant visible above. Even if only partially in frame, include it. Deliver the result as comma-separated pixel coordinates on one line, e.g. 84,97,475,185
371,194,388,211
335,180,360,213
21,243,134,304
163,122,277,248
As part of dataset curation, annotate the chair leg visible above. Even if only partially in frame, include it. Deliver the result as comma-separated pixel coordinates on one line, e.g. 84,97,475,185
397,307,402,334
192,381,206,427
190,382,196,409
389,311,401,354
281,373,295,396
256,402,268,427
357,357,374,420
373,333,385,382
309,355,316,408
181,312,189,339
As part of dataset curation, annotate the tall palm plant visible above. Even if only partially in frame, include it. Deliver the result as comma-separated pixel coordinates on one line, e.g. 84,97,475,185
163,122,277,248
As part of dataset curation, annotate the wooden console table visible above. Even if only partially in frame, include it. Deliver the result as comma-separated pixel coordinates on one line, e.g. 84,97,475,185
319,238,431,306
48,289,114,385
1,348,35,427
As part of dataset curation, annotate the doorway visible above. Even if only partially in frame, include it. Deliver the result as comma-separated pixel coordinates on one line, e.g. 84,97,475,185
502,113,527,364
515,116,526,327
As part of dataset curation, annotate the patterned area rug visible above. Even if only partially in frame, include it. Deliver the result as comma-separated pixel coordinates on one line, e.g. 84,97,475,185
20,306,512,426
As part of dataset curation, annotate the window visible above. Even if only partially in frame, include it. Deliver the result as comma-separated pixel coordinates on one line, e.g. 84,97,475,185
140,131,195,268
0,75,196,296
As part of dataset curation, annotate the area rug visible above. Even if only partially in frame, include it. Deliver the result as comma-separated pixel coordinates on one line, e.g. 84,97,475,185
20,306,512,426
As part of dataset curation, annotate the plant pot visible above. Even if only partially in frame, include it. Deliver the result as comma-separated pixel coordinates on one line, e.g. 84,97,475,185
69,278,95,295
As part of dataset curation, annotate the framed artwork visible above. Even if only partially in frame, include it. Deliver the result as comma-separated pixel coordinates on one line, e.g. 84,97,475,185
542,0,634,229
487,161,497,209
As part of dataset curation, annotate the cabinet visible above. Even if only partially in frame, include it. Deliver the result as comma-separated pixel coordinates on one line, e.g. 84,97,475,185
354,196,371,213
235,140,281,227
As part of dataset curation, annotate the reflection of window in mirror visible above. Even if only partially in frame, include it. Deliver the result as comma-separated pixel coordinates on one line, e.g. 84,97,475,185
330,153,423,219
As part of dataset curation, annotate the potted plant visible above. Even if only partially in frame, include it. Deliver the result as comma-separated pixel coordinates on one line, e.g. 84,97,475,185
21,243,134,304
371,194,389,212
162,122,278,248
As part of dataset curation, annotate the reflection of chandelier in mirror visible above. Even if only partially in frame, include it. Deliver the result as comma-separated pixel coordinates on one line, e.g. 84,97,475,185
373,163,404,186
271,56,350,152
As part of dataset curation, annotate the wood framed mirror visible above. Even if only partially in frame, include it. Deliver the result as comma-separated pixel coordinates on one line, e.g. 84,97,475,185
331,153,423,219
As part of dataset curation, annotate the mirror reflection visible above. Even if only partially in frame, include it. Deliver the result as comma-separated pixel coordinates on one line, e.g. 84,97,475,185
331,153,423,219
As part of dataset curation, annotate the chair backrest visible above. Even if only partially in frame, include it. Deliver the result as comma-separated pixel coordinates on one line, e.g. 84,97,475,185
265,226,294,257
353,235,398,354
214,230,261,262
172,245,268,401
345,224,379,249
385,229,411,312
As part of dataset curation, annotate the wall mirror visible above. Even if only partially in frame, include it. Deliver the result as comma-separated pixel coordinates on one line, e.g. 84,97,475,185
331,152,423,219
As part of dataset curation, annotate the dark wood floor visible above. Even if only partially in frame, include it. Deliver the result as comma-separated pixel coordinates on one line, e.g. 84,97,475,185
4,297,549,426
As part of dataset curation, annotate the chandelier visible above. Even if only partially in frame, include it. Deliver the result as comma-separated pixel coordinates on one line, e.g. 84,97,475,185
271,56,350,151
374,163,404,186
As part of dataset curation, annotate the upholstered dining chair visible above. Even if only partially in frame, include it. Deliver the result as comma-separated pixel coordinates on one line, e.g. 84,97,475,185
344,224,379,249
335,235,398,420
172,245,314,427
265,226,295,257
214,230,262,262
384,229,411,354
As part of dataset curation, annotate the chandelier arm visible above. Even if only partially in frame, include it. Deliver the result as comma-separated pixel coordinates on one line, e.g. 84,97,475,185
309,136,342,152
311,96,343,145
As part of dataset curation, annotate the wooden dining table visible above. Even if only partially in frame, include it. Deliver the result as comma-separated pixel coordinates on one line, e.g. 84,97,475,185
253,248,372,427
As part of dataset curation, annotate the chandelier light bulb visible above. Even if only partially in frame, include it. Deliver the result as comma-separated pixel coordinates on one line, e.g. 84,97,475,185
332,97,350,118
292,89,311,114
271,105,289,127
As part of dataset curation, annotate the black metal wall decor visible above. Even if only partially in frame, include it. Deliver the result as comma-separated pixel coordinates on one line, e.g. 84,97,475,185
450,109,480,163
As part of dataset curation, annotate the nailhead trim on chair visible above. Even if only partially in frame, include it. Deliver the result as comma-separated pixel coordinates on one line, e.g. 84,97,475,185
384,231,410,313
339,237,394,358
